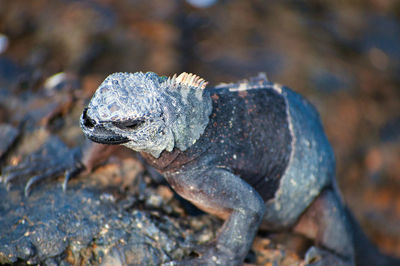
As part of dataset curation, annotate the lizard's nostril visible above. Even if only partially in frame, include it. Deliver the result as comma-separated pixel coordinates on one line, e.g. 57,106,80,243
82,108,96,128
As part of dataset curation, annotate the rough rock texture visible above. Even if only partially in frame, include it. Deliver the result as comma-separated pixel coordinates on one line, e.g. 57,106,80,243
0,177,190,265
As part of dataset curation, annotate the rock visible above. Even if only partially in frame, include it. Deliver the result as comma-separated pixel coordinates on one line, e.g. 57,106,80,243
0,181,190,265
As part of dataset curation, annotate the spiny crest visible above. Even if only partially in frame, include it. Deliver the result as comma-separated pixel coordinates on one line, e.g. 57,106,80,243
176,72,208,89
163,72,208,91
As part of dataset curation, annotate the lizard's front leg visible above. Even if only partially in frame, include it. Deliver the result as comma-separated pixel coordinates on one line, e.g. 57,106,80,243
1,138,119,196
165,168,266,265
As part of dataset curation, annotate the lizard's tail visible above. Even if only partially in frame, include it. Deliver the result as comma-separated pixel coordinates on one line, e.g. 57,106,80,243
344,207,400,266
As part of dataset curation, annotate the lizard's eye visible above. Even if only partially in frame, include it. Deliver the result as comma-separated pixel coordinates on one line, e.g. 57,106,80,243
113,119,145,130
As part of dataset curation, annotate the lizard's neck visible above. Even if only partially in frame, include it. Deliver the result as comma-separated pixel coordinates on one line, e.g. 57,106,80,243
168,90,213,152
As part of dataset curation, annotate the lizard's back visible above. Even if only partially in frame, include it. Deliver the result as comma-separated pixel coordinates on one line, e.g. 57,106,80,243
199,81,293,201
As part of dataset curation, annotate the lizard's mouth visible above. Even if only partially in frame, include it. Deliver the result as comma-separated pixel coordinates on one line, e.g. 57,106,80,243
80,108,130,145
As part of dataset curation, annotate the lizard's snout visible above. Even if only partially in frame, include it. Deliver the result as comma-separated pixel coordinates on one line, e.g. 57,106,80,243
81,108,96,129
80,107,130,145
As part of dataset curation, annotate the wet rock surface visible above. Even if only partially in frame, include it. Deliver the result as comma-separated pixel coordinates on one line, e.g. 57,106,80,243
0,182,186,265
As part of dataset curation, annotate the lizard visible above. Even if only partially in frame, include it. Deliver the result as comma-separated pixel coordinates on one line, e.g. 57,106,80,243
79,71,399,266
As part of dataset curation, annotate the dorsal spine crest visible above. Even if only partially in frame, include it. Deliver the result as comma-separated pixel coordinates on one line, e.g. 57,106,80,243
164,72,208,91
163,72,208,103
176,72,208,90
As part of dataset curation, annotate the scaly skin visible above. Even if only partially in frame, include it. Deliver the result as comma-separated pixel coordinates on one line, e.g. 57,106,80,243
80,71,398,266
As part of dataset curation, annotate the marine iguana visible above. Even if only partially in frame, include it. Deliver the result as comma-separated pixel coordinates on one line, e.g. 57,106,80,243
79,71,397,266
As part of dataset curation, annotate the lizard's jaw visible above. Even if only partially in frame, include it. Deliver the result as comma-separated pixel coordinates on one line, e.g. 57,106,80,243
84,128,130,145
80,108,130,145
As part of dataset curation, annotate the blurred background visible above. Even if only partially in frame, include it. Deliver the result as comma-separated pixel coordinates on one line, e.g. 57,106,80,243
0,0,399,257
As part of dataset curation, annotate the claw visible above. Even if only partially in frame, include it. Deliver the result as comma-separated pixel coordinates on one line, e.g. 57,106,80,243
62,163,83,192
62,171,71,192
22,164,72,197
24,175,43,197
3,157,57,187
4,167,38,185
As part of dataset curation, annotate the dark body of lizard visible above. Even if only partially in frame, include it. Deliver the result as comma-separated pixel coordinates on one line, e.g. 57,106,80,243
80,72,397,266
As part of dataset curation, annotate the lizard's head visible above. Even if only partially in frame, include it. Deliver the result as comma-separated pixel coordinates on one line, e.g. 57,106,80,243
81,72,212,158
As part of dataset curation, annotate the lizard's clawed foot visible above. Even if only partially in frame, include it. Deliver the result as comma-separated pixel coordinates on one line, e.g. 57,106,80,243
1,136,83,196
